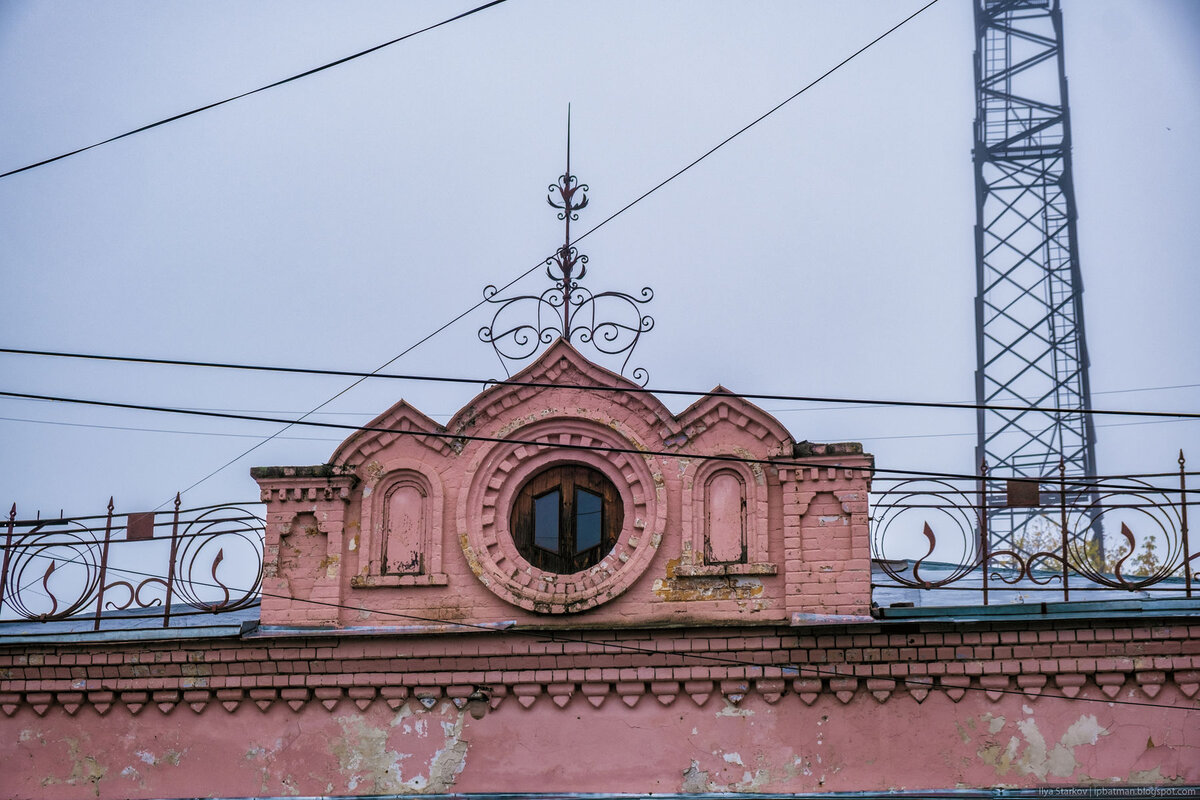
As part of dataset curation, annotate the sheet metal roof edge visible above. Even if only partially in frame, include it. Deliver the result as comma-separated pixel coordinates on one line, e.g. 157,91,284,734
875,596,1200,623
0,621,249,646
246,621,517,639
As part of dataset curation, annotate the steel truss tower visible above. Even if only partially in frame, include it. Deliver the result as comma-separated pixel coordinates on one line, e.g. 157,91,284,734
972,0,1101,555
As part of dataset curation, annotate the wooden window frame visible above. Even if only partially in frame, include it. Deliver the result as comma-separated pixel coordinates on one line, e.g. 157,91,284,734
510,464,623,574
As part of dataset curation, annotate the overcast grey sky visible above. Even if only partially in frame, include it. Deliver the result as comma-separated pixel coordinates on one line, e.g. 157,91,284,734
1,0,1198,521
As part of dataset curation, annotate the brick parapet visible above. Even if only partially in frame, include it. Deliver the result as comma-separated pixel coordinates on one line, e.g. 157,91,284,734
255,471,357,627
3,617,1196,716
779,461,872,618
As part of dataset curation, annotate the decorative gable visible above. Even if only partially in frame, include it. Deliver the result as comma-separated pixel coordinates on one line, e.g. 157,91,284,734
331,399,454,467
252,341,873,631
445,338,678,443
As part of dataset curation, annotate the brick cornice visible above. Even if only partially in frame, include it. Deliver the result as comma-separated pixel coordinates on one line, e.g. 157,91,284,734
2,618,1198,716
252,468,357,504
1,668,1196,718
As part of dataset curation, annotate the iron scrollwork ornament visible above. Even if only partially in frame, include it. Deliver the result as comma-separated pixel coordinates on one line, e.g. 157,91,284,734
479,115,654,385
0,497,263,631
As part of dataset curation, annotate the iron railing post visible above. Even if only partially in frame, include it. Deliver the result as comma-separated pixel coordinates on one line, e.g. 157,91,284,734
1059,459,1069,602
0,504,15,618
92,497,115,631
980,459,990,607
1181,450,1191,599
162,493,182,628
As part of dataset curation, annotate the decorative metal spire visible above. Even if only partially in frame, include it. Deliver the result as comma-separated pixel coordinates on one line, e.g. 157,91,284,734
479,106,654,384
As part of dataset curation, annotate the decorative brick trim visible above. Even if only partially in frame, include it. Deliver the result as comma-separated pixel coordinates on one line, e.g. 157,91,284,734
4,669,1197,716
443,340,681,448
350,457,448,587
456,417,667,614
3,619,1198,716
675,389,793,452
330,400,455,467
252,468,357,505
677,456,776,578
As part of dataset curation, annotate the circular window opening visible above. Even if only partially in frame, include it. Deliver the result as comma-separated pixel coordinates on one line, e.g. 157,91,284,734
510,464,624,574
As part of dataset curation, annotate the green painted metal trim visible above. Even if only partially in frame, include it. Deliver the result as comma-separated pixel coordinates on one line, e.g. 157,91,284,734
876,596,1200,622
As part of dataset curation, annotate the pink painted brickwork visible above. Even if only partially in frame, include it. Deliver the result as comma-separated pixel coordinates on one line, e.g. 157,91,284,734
3,617,1197,797
251,341,874,630
7,343,1194,799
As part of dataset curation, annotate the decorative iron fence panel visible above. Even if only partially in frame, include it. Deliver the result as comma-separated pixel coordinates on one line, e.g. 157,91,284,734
4,455,1194,625
870,454,1194,606
1,497,263,631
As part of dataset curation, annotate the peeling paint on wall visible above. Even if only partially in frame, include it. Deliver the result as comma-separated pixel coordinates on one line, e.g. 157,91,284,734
332,712,411,793
426,713,470,791
977,712,1108,781
652,575,765,603
35,737,108,798
682,746,823,793
1127,766,1186,785
330,702,469,794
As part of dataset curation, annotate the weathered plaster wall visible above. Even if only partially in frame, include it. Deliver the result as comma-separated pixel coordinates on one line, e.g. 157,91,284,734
5,344,1196,798
3,618,1198,798
5,681,1195,798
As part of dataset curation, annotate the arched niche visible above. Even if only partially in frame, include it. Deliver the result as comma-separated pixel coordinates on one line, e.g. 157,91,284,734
678,459,776,577
351,465,448,588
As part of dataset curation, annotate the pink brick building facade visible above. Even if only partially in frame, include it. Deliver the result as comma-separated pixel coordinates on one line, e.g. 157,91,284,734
3,342,1197,798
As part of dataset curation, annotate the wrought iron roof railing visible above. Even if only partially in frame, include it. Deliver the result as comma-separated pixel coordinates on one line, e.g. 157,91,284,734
1,497,263,632
871,452,1195,606
2,452,1194,630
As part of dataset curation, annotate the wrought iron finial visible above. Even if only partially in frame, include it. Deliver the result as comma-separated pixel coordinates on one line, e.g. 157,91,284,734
479,106,654,384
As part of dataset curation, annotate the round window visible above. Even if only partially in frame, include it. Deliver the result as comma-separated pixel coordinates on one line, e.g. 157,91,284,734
509,464,623,573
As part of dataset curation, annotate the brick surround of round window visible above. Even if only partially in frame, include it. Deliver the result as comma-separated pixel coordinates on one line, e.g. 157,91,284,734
457,418,665,613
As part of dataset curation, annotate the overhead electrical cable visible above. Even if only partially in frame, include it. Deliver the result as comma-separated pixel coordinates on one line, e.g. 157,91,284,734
2,347,1197,421
0,388,1190,492
4,1,522,510
0,412,343,443
0,0,951,506
566,0,943,248
110,0,945,504
156,256,549,508
3,551,1194,714
841,416,1194,444
1,410,1191,449
0,0,510,179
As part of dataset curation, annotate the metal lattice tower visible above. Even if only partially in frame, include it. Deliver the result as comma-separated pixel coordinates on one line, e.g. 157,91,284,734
972,0,1101,555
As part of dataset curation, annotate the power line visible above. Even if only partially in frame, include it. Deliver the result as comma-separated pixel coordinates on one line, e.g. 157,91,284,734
7,0,955,503
767,381,1200,414
3,2,523,511
3,551,1193,714
2,403,1195,449
1094,382,1200,396
159,258,543,509
841,416,1195,444
571,0,944,248
1,388,1191,492
0,415,340,442
0,387,874,474
0,1,511,179
3,346,1198,421
6,501,261,528
8,372,1200,419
